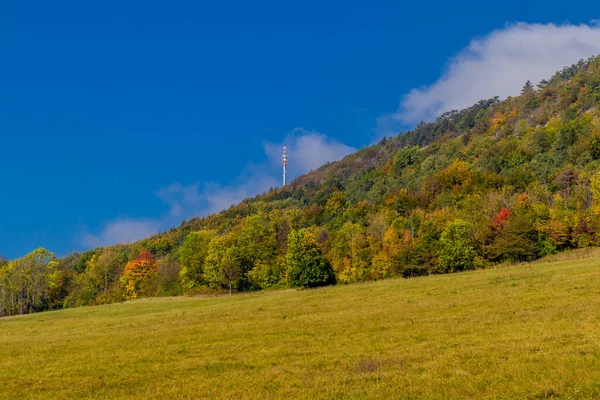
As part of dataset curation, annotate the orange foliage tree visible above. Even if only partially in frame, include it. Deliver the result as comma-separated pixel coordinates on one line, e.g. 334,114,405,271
120,250,158,299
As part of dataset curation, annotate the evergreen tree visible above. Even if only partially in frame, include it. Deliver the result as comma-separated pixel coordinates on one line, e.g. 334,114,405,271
521,80,534,94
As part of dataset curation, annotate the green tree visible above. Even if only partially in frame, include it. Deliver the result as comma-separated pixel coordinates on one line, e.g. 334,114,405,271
393,146,420,175
439,219,476,272
178,230,214,290
75,248,125,305
286,229,334,288
236,214,278,272
0,248,58,316
95,248,124,297
204,234,242,295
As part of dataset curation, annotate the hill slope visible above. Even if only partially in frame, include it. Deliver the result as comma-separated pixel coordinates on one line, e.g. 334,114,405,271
2,250,600,399
4,56,600,315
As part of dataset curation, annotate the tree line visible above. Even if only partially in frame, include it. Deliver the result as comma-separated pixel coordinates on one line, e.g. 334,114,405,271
3,56,600,317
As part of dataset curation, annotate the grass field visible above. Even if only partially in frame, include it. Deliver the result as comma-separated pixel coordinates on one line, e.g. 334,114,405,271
2,250,600,399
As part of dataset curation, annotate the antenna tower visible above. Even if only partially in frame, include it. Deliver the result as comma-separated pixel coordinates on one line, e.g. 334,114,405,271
282,146,287,186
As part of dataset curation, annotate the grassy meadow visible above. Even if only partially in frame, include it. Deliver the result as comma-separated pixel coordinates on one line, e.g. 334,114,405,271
2,250,600,399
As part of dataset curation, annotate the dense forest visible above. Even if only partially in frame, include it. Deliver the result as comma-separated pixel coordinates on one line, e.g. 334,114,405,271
3,56,600,317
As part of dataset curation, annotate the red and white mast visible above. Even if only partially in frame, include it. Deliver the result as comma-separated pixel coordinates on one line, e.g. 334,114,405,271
282,146,287,186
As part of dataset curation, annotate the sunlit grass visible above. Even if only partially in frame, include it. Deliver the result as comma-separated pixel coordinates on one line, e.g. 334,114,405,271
2,251,600,399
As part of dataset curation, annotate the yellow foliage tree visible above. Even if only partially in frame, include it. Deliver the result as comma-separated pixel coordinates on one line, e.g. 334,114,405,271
371,226,401,279
590,172,600,214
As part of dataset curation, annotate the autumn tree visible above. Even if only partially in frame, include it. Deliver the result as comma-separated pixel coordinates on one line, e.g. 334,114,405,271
490,210,539,262
120,250,158,299
492,208,511,231
554,168,578,203
434,160,472,191
371,225,401,279
141,235,175,256
329,222,371,283
591,171,600,213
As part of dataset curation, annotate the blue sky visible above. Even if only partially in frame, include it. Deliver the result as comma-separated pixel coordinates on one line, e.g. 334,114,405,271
1,1,599,259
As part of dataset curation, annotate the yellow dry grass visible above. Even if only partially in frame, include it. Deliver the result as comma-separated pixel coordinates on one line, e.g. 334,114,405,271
2,250,600,399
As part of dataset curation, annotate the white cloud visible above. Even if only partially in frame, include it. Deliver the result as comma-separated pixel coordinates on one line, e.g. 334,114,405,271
79,129,353,248
80,218,161,248
155,183,204,218
381,22,600,128
198,175,280,215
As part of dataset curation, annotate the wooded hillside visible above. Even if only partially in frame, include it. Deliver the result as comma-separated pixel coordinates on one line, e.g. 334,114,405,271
3,56,600,316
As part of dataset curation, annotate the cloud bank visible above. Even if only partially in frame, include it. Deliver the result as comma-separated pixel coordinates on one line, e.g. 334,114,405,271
80,129,355,248
380,22,600,130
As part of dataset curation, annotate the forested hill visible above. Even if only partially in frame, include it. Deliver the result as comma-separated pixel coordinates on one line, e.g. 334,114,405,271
3,56,600,316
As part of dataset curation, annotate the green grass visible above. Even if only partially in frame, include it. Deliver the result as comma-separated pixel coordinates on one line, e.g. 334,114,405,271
3,250,600,399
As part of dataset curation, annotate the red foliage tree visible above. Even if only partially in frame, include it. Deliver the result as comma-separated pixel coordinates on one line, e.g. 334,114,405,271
492,208,511,231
